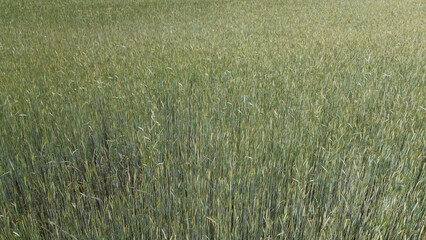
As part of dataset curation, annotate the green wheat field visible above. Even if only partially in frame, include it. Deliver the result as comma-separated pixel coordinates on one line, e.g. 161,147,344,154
0,0,425,239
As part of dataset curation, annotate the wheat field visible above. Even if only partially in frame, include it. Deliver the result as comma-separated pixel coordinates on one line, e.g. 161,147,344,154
0,0,425,239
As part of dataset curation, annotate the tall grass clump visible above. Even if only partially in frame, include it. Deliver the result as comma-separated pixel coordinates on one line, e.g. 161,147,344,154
0,0,424,239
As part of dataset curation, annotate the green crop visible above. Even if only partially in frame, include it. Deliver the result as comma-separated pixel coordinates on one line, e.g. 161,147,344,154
0,0,424,239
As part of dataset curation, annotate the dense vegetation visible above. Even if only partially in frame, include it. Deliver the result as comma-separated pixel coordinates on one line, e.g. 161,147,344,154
0,0,424,238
